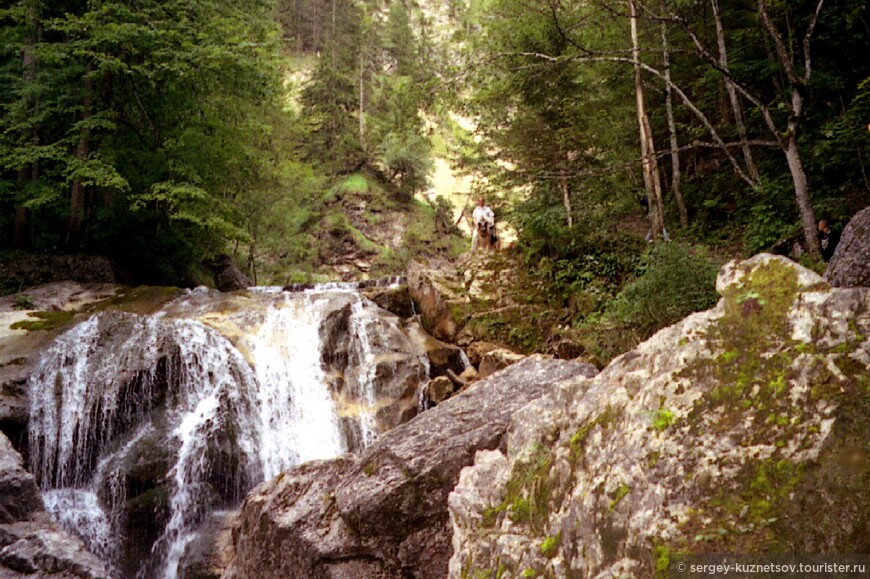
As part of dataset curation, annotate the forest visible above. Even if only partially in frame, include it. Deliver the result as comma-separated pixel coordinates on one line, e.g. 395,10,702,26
1,0,868,334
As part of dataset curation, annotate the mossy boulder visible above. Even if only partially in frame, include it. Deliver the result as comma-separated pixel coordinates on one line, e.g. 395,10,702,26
449,255,870,578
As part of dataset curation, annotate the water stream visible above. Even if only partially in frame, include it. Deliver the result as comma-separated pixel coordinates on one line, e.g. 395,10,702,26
26,284,429,578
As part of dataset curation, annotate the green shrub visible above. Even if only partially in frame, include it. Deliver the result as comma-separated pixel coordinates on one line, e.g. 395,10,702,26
742,180,798,254
609,242,721,337
12,293,35,310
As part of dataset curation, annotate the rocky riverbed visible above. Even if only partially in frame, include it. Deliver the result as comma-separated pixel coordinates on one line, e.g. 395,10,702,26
1,255,867,578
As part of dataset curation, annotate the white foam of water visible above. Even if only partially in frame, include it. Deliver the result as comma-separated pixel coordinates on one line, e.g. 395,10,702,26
28,287,419,578
347,297,380,447
248,294,344,480
43,489,118,571
151,320,262,579
28,314,165,489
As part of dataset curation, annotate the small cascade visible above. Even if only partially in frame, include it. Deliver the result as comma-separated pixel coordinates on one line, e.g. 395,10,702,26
43,489,118,572
147,319,263,579
26,284,430,578
28,312,265,578
28,314,167,489
282,275,406,293
247,293,344,479
346,297,381,447
459,349,473,370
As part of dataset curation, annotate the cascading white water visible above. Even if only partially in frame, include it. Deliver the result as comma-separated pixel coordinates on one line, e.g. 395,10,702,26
26,285,429,578
28,313,265,578
148,319,263,579
28,314,167,489
43,489,118,570
347,297,381,447
247,292,344,480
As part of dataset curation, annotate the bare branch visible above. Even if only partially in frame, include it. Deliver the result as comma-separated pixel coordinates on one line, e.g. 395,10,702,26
499,50,757,186
802,0,825,83
757,0,798,84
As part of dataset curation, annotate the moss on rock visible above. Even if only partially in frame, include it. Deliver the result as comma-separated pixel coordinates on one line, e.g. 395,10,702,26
10,310,75,331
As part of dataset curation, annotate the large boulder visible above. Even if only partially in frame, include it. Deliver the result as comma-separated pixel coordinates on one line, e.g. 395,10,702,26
0,432,43,524
826,205,870,287
478,348,527,379
227,357,594,579
449,255,870,577
407,261,458,342
319,298,430,447
0,432,110,579
211,255,252,292
363,286,416,319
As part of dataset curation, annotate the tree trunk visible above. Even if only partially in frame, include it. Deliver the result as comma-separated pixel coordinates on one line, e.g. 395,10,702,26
66,75,94,250
13,1,39,249
12,207,31,249
630,0,665,239
755,0,825,257
711,0,760,182
559,175,574,228
660,15,687,227
785,118,821,257
359,46,365,149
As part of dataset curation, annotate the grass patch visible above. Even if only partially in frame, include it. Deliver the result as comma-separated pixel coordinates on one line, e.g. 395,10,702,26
339,173,370,196
651,408,676,432
540,532,561,557
10,310,75,331
483,445,553,531
608,483,632,512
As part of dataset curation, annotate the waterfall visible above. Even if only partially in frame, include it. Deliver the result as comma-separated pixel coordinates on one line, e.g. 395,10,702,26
347,297,381,447
43,489,118,570
28,312,264,578
247,293,344,480
26,286,429,578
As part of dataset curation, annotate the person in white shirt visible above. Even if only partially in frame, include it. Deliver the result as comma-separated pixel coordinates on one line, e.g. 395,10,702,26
471,196,496,252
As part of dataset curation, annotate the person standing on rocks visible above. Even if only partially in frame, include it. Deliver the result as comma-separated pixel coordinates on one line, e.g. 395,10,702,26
471,197,496,252
818,219,841,261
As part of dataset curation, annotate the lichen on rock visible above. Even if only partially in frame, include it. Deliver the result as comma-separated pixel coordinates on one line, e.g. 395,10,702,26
448,255,869,578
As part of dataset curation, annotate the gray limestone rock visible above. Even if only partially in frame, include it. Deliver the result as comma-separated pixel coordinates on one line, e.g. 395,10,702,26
826,205,870,287
0,432,109,579
227,357,594,579
0,528,108,579
0,433,43,524
211,255,252,292
449,255,870,578
407,261,458,342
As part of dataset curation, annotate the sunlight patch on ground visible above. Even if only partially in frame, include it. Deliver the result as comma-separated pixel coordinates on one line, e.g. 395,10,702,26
419,155,518,246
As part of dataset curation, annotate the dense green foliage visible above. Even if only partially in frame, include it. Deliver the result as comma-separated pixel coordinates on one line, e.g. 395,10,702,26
0,0,294,283
423,0,870,359
608,243,721,335
453,0,870,260
0,0,452,286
